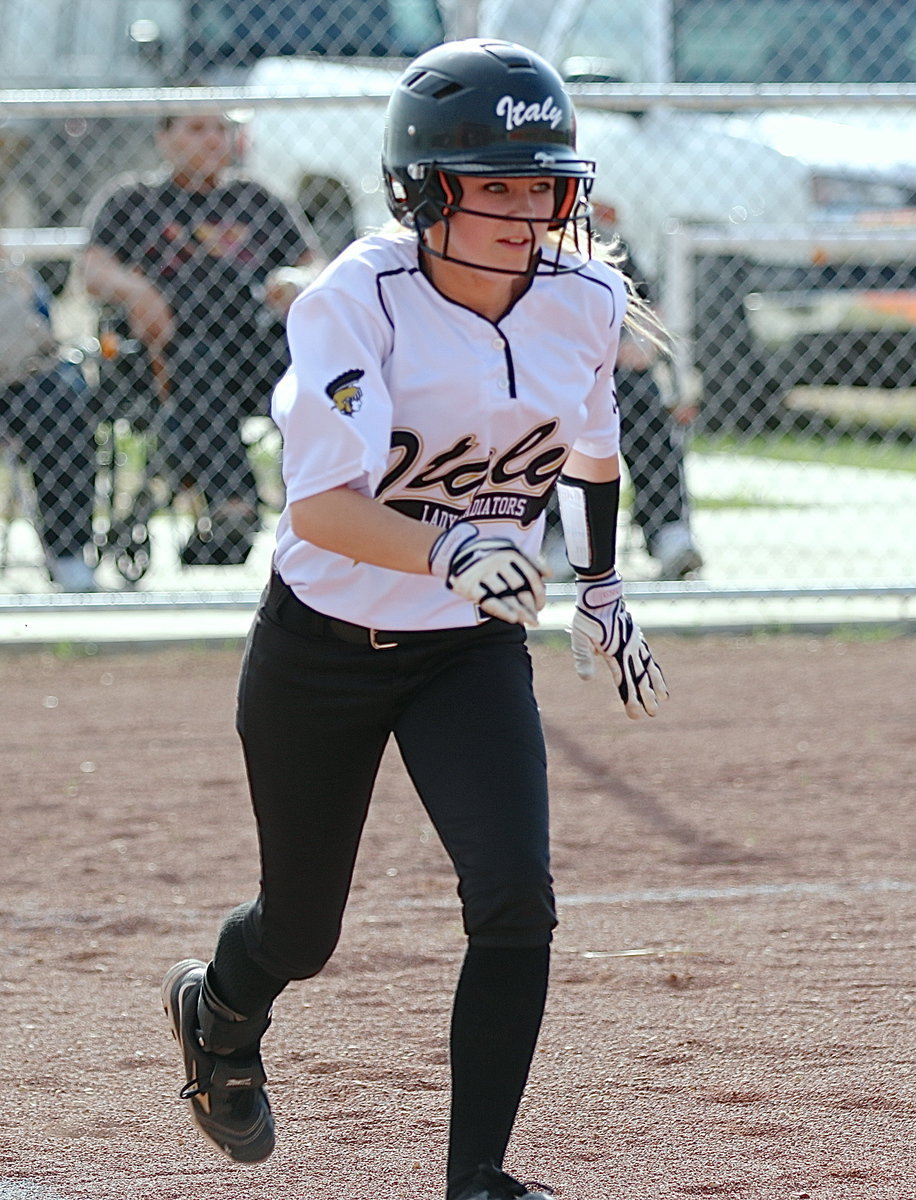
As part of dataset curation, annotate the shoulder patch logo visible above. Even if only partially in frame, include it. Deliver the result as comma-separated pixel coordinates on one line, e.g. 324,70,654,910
325,368,364,416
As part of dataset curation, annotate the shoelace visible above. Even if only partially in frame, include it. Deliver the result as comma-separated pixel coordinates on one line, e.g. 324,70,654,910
179,1076,209,1100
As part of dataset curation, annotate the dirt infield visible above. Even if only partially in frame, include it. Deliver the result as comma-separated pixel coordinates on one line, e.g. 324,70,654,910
1,633,914,1200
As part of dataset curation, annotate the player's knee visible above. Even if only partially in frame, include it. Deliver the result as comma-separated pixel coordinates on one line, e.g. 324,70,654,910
462,873,557,948
254,935,339,981
244,900,342,980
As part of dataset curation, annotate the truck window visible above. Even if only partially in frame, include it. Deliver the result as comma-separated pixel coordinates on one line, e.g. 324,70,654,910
183,0,444,72
482,0,916,84
673,0,916,84
1,0,124,84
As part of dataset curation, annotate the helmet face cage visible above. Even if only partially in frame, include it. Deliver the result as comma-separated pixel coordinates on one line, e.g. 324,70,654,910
406,168,594,277
382,39,596,276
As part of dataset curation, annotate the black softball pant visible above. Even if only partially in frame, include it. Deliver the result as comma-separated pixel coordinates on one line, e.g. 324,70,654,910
234,572,556,983
617,365,690,547
2,362,96,560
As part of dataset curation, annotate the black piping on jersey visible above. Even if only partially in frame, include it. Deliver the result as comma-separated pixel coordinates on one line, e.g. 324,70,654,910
374,255,618,403
375,265,421,329
501,334,517,398
377,260,528,399
413,244,539,325
570,259,622,323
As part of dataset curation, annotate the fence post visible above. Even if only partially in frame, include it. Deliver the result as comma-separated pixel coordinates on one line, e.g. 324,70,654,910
661,223,697,405
446,0,482,39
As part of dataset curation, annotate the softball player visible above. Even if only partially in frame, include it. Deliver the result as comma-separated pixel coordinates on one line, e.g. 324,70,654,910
162,38,666,1200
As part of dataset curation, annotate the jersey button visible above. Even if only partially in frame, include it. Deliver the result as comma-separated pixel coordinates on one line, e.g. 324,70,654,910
497,378,509,391
491,337,505,350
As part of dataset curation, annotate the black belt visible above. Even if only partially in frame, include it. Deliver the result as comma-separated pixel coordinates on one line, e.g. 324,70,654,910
266,571,485,650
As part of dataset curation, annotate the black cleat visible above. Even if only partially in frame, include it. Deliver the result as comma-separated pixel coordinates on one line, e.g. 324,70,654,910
452,1164,555,1200
161,958,275,1163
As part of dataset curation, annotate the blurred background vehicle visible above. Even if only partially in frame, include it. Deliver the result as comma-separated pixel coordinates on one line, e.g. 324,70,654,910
0,0,446,291
483,0,916,433
245,0,916,434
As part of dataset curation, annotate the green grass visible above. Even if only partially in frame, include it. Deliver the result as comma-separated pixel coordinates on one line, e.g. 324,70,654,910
691,433,915,472
694,494,806,511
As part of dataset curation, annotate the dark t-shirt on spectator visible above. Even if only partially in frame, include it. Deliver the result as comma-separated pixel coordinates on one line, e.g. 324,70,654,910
87,173,309,402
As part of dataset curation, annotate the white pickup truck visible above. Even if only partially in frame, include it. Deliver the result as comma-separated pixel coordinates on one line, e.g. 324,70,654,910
245,54,826,265
247,0,916,261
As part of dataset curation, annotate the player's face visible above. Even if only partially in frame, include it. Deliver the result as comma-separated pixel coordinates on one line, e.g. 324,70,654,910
432,176,557,273
157,116,235,188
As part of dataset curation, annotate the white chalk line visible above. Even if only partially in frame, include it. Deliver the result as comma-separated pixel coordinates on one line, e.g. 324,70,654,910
0,1183,64,1200
396,878,915,909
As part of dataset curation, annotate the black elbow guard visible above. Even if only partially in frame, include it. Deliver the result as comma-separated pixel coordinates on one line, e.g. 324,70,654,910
555,474,620,576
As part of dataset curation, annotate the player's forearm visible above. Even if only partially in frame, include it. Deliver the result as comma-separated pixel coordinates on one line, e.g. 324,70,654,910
84,245,175,355
289,486,440,574
83,245,157,307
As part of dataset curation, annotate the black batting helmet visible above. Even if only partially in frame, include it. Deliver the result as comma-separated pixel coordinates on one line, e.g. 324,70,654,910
382,38,595,248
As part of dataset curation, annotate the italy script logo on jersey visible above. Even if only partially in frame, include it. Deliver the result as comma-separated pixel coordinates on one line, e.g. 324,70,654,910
379,419,566,530
325,369,364,416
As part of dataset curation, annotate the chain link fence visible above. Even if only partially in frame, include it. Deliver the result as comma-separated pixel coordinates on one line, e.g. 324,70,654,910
0,0,914,616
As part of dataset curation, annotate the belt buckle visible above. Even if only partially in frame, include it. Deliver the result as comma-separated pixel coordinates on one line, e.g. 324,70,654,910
369,629,398,650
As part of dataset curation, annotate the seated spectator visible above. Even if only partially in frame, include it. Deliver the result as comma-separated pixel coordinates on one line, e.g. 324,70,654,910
82,109,317,566
0,251,98,591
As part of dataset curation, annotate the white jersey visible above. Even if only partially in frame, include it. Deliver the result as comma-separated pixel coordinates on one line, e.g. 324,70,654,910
272,229,626,631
